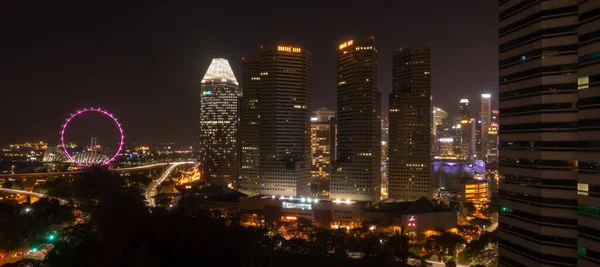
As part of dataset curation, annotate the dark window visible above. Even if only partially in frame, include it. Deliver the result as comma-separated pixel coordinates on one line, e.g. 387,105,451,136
499,45,577,69
499,189,577,207
500,25,577,52
500,121,577,131
499,102,575,116
579,52,600,64
500,64,578,84
499,238,578,265
499,83,576,100
580,7,600,23
580,29,600,43
500,6,578,36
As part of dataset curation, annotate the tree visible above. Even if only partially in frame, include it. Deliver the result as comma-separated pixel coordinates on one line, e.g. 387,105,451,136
424,232,466,262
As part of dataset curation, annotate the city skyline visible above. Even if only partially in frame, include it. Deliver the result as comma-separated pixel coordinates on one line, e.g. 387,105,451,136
0,1,497,145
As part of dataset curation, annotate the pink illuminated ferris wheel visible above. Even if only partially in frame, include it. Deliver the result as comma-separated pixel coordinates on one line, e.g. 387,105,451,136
60,107,124,166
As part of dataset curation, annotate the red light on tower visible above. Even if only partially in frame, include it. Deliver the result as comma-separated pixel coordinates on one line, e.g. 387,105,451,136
260,45,263,49
371,36,374,39
242,57,245,61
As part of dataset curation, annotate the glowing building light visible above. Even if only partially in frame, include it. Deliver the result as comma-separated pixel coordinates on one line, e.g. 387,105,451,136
201,58,239,85
460,99,469,103
338,40,354,50
481,94,491,98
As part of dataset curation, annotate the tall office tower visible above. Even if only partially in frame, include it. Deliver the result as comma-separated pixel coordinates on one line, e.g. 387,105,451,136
577,1,600,265
460,118,476,161
199,58,240,186
388,45,432,200
481,94,492,159
240,59,261,195
459,99,470,118
499,0,582,266
486,109,500,164
330,38,381,203
310,109,335,180
242,45,312,197
475,120,482,160
433,106,449,137
433,107,449,157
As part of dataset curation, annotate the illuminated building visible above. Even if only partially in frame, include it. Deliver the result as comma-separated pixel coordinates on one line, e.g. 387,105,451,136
311,108,334,181
432,106,448,138
432,107,449,158
313,107,335,123
330,38,381,204
435,137,457,160
381,118,389,199
498,1,600,266
485,110,498,163
199,58,240,186
463,180,488,204
480,94,492,160
388,45,432,200
241,45,312,197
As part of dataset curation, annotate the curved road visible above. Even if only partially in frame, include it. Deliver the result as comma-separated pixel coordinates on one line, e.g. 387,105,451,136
0,188,68,205
145,162,195,207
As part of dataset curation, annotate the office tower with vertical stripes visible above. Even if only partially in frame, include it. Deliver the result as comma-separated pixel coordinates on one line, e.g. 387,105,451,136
330,38,381,203
388,46,432,200
240,45,312,197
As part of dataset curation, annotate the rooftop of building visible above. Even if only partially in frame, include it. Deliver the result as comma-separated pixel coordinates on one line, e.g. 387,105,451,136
366,197,450,215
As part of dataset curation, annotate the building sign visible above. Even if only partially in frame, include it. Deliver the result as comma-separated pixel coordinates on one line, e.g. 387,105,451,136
202,90,213,96
339,40,354,50
277,46,302,53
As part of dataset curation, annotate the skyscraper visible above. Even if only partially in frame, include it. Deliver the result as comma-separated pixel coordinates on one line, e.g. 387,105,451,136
330,38,381,203
459,99,470,118
388,45,432,200
199,58,240,186
240,45,312,197
480,94,492,160
240,59,260,195
498,1,592,266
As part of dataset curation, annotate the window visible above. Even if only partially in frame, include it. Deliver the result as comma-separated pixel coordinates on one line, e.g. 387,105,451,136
578,76,589,90
578,246,587,257
578,183,589,196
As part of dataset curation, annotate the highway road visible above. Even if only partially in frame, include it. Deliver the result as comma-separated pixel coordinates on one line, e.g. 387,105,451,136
145,162,195,207
0,163,172,178
0,188,68,205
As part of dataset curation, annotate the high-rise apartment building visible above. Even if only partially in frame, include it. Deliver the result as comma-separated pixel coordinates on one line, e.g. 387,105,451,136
311,108,335,180
330,38,381,203
388,45,432,200
240,45,312,197
199,58,240,186
481,94,492,159
498,1,600,266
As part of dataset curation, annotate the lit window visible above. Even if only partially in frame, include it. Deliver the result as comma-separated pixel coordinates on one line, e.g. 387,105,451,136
578,76,589,90
578,183,589,196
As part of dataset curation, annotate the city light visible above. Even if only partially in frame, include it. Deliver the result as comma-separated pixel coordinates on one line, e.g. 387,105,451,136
481,93,491,98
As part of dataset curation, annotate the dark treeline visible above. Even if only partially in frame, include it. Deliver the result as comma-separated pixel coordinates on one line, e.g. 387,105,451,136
5,169,429,267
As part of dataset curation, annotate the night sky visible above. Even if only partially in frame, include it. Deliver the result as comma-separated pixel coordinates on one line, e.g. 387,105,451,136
0,1,498,146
